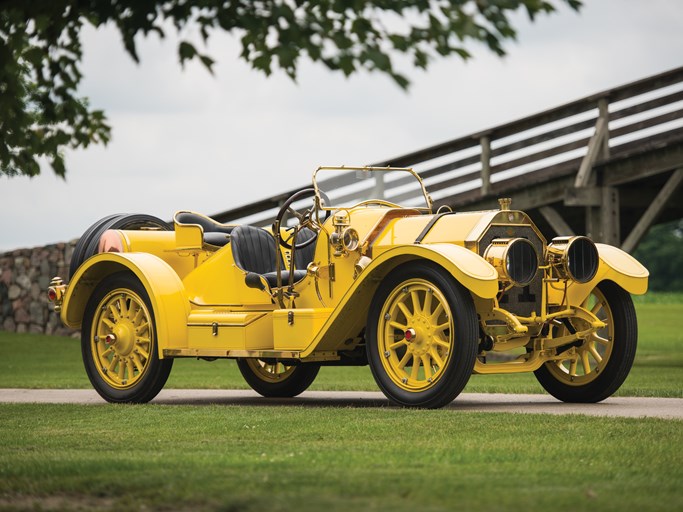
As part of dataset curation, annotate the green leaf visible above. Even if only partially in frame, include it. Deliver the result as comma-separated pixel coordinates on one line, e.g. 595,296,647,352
178,41,197,64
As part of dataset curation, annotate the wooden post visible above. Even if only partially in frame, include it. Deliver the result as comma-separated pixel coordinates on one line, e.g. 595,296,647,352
539,206,575,236
600,187,620,245
480,135,491,196
598,98,610,160
621,169,683,253
575,98,610,188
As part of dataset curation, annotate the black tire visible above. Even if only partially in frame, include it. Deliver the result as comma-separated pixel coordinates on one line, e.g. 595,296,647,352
69,214,122,280
81,272,173,403
69,214,171,279
237,359,320,397
366,261,478,408
534,281,637,403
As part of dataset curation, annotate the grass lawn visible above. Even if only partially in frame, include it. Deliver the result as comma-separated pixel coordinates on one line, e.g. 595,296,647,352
1,295,680,397
0,293,681,511
0,404,681,512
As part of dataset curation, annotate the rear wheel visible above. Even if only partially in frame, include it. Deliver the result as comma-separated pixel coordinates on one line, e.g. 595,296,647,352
534,281,637,403
366,262,478,408
82,272,173,403
69,214,170,279
237,359,320,397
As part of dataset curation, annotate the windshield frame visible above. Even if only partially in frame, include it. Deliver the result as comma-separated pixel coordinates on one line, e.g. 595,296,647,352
312,166,433,213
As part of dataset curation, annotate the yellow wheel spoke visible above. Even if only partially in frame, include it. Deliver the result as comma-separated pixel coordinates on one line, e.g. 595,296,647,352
422,356,432,379
117,359,125,380
379,278,454,391
593,334,609,346
132,353,145,372
126,358,135,378
117,297,129,318
136,321,150,335
107,355,119,373
423,291,433,316
397,302,412,322
588,344,603,364
568,358,578,376
137,346,150,359
435,322,450,333
430,303,444,322
102,318,116,330
132,305,144,325
388,320,407,331
397,351,411,370
591,300,603,316
432,336,450,349
581,351,591,375
429,347,444,368
410,359,420,380
108,304,121,321
389,340,407,350
411,291,421,314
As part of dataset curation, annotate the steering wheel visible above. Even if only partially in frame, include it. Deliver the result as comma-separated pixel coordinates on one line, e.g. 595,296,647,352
274,188,331,250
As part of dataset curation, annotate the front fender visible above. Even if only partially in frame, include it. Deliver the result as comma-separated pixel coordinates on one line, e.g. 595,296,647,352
62,253,190,355
563,244,649,306
369,244,499,299
301,243,497,356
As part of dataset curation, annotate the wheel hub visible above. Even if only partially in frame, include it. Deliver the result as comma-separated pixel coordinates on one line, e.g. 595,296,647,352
405,316,436,357
111,320,136,356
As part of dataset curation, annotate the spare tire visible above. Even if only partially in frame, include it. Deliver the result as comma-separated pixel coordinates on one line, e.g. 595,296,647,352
69,214,171,280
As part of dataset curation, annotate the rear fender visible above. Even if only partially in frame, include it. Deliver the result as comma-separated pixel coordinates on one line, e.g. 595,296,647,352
62,253,190,356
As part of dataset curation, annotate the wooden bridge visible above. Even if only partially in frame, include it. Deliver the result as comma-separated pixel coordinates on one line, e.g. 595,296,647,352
214,67,683,252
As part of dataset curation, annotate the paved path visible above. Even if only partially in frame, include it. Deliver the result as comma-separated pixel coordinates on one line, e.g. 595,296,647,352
1,389,681,419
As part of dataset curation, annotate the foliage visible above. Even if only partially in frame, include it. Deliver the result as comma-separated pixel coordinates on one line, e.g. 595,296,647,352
633,219,683,291
0,0,580,178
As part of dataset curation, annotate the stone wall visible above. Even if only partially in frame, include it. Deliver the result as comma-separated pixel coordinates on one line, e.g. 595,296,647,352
0,241,78,336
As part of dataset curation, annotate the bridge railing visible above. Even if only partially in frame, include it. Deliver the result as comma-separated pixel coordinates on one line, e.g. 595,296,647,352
213,66,683,226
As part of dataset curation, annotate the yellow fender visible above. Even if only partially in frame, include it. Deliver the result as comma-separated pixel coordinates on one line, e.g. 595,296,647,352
61,253,190,356
302,243,498,356
375,244,500,299
563,244,649,306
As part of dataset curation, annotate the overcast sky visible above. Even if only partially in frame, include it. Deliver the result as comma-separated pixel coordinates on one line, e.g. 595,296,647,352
1,1,682,252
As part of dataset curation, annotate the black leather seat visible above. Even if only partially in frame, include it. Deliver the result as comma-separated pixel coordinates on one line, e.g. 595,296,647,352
230,225,308,289
293,227,317,270
175,212,234,247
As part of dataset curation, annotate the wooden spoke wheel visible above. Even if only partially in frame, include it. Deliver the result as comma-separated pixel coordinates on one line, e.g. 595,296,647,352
82,272,172,403
535,281,637,403
237,358,320,398
367,262,478,409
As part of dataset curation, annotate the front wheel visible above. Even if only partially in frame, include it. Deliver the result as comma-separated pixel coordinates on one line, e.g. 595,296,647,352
82,272,173,403
366,262,478,409
237,359,320,397
534,281,637,403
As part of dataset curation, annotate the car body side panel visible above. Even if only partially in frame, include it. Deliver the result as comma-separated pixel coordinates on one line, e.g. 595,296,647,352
297,244,498,356
61,252,190,357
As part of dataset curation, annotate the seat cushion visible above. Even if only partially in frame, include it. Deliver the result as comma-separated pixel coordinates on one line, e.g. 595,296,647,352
176,212,234,234
230,225,279,275
244,270,308,290
293,227,317,270
203,232,230,247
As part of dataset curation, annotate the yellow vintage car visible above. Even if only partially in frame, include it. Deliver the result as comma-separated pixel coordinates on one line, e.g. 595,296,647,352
48,166,648,408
